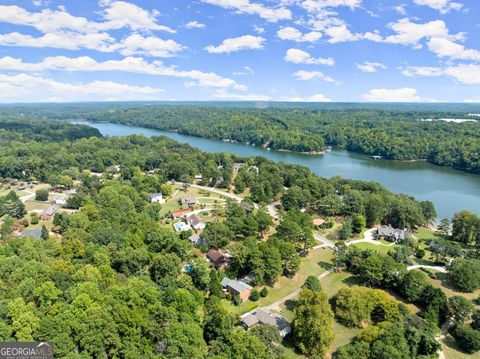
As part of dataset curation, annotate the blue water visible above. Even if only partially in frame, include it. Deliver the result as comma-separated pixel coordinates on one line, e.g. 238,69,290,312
73,121,480,220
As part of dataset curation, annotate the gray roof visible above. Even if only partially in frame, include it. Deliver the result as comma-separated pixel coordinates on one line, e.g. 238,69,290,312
377,226,411,240
220,277,252,293
189,214,204,226
241,309,290,331
149,193,163,198
41,206,57,216
19,229,42,238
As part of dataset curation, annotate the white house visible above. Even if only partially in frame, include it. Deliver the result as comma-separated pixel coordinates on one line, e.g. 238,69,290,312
148,193,165,204
52,197,67,206
188,214,206,230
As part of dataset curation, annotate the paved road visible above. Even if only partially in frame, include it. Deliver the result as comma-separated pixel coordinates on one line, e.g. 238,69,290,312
189,184,244,202
264,269,334,312
345,228,396,247
313,232,335,249
407,265,447,273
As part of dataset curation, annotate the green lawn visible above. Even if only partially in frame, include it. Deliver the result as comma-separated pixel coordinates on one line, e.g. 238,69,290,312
354,242,397,254
223,247,334,315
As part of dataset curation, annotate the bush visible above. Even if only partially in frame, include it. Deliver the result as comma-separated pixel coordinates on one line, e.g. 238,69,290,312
448,259,480,292
35,189,49,201
415,249,426,258
30,213,39,225
303,276,322,292
260,287,269,297
233,295,241,306
451,325,480,354
249,289,260,301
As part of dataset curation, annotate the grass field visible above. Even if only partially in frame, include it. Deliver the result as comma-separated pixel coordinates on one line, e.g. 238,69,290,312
442,334,480,359
421,270,480,300
223,247,334,315
354,242,397,254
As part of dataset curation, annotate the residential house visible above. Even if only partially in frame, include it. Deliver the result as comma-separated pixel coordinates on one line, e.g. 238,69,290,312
220,277,252,301
39,207,57,221
52,197,67,206
171,208,192,219
180,196,197,208
148,193,165,204
173,222,191,232
240,309,291,337
376,225,412,243
188,234,204,246
188,214,205,230
206,249,231,270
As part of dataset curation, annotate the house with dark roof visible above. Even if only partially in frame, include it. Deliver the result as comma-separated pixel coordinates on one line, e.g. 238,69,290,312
39,206,57,221
240,309,291,337
180,196,197,208
206,249,231,270
376,225,412,243
220,277,252,301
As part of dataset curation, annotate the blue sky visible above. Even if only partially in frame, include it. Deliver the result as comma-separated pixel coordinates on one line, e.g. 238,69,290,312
0,0,479,102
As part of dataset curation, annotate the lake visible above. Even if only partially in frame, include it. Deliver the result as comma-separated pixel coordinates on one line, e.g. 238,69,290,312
73,121,480,220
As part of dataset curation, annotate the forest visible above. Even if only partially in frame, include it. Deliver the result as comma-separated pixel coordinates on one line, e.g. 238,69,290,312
77,105,480,174
1,117,480,359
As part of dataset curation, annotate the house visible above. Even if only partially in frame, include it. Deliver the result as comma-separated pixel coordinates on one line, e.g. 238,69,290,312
194,174,203,180
188,234,205,246
180,196,197,208
173,222,191,232
52,197,67,206
148,193,165,204
65,188,77,196
39,206,57,220
206,249,231,270
15,229,43,239
376,225,412,243
171,208,193,219
313,218,326,226
240,309,291,337
188,214,205,230
220,277,252,301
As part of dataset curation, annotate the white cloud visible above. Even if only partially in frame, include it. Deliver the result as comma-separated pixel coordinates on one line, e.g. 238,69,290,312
464,97,480,103
280,93,332,102
292,70,335,82
384,18,462,48
356,61,386,73
205,35,265,54
0,73,164,102
213,89,271,101
394,4,408,15
233,66,255,75
362,88,421,102
413,0,463,14
253,25,265,34
0,3,175,34
403,64,480,85
324,24,359,43
185,21,206,29
0,32,185,58
427,37,480,61
0,56,246,90
115,34,185,57
301,0,361,12
98,1,175,33
277,27,322,42
201,0,291,22
285,49,334,65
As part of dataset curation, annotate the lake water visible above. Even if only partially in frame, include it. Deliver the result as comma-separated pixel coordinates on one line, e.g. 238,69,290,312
74,121,480,220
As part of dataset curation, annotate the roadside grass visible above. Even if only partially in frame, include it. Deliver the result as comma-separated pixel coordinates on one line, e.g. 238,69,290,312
25,201,52,212
223,248,333,315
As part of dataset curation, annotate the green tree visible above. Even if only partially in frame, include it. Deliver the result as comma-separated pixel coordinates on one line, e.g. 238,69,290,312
438,218,451,236
303,275,322,292
202,222,232,249
452,211,480,245
400,270,429,302
447,296,474,325
448,259,480,292
293,288,335,356
35,189,49,201
41,225,49,240
352,214,366,234
339,220,353,241
30,212,39,225
250,324,284,357
0,215,14,240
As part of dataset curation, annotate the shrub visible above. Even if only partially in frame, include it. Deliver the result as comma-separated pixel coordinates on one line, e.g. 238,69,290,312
30,213,39,225
303,276,322,292
450,325,480,354
415,249,426,258
448,259,480,292
35,189,49,201
249,289,260,301
233,295,241,306
260,287,269,297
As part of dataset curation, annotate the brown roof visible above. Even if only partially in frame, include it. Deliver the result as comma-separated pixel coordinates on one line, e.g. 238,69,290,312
207,249,225,264
189,214,204,226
